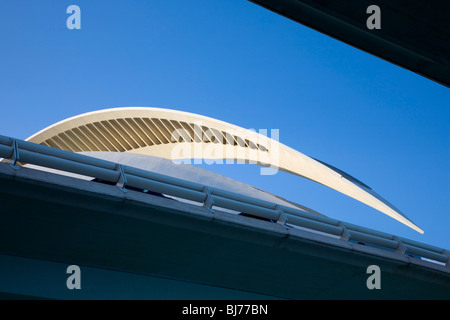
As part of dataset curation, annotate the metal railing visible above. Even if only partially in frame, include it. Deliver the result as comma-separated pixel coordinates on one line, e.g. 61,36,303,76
0,134,449,270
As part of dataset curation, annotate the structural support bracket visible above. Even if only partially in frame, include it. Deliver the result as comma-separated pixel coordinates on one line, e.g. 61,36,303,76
115,164,127,193
275,205,287,226
9,139,20,170
393,236,406,255
202,186,215,214
338,222,350,241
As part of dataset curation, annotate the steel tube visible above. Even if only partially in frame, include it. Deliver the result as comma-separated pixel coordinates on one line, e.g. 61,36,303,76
0,145,13,159
19,149,120,182
282,205,341,226
403,244,448,263
18,139,117,170
285,214,344,236
212,194,280,221
124,165,205,192
210,187,278,210
348,230,399,249
125,174,207,203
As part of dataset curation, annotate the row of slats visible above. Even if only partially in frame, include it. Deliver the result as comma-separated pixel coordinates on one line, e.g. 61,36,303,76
42,118,269,153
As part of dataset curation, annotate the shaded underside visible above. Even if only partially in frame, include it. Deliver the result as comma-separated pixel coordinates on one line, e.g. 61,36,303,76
0,165,448,299
249,0,450,87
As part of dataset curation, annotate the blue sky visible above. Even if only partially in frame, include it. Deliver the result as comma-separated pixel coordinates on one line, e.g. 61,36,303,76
1,0,449,250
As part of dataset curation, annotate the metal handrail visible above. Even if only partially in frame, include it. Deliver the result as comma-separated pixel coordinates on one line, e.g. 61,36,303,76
0,134,448,269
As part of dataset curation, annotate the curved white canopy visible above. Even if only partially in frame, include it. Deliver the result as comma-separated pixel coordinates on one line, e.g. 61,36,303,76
27,107,423,233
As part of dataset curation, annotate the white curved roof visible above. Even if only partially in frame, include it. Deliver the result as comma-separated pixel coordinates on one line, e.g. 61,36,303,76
26,107,423,233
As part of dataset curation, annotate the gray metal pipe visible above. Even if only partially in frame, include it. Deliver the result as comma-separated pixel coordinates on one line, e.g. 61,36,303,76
212,194,280,221
210,187,278,210
19,149,120,182
282,205,341,226
0,135,14,146
343,222,395,241
399,237,445,255
348,230,399,249
0,144,13,159
124,165,205,192
403,244,448,263
285,214,344,236
125,174,207,203
18,139,117,171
